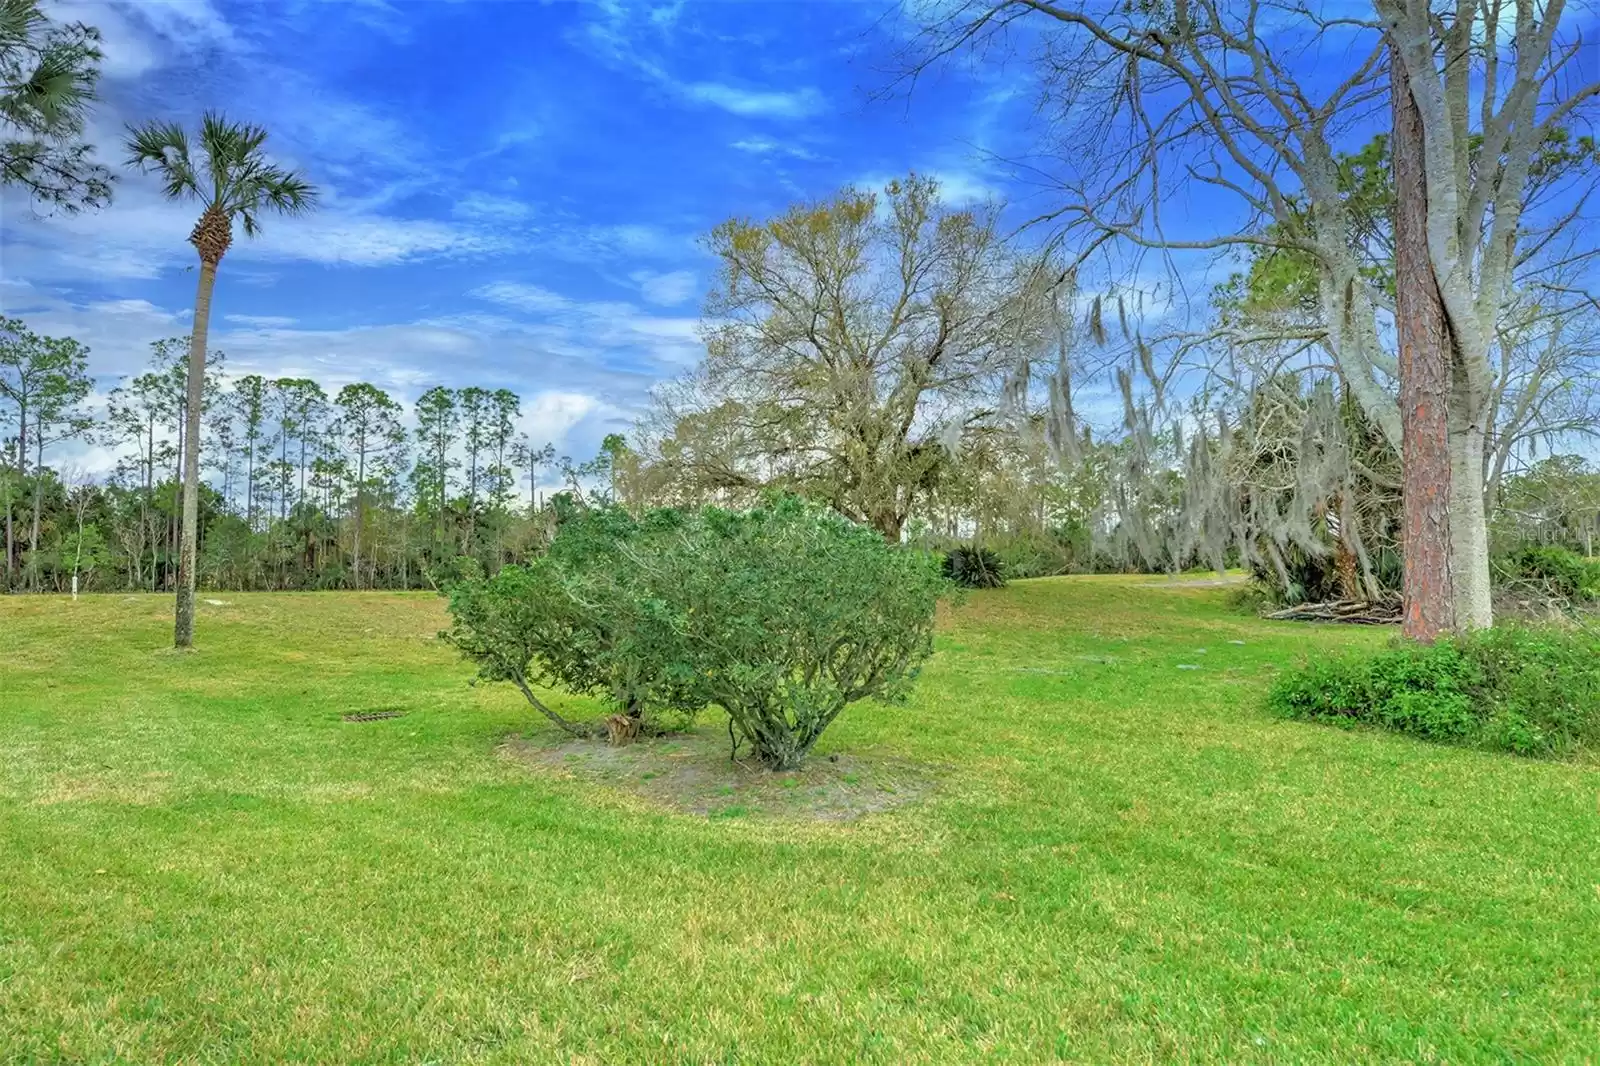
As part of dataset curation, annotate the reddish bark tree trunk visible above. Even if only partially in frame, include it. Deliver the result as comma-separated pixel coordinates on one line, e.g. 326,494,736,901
1391,47,1456,641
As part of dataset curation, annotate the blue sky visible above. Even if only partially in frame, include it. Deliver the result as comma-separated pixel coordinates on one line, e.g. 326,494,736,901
6,1,1595,476
2,0,1042,470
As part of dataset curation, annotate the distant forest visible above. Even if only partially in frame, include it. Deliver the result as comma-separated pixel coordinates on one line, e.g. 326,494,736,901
2,320,585,592
5,314,1596,597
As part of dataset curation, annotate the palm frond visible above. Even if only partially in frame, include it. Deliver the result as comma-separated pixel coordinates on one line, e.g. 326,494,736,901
228,158,318,229
197,110,268,203
127,110,317,236
256,166,317,215
123,119,201,201
0,0,48,47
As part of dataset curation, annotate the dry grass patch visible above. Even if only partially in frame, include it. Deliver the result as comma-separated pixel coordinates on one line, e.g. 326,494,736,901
501,728,940,821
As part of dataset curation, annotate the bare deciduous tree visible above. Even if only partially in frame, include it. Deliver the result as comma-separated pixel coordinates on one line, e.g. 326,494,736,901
905,0,1599,637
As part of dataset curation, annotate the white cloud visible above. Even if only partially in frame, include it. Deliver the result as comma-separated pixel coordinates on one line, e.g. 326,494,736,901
519,391,603,445
471,280,703,369
53,0,236,80
89,298,177,318
3,173,508,282
120,0,235,48
585,224,685,258
851,168,1003,208
683,82,825,119
573,2,825,121
3,288,187,379
471,282,574,314
224,314,298,328
631,269,698,307
7,1,499,282
53,2,161,80
250,213,508,266
452,192,535,223
926,169,1002,206
730,136,820,160
8,0,718,476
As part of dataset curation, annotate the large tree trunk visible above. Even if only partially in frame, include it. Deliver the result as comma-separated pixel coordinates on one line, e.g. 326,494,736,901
174,260,217,649
1447,411,1493,628
1392,47,1458,642
871,509,904,542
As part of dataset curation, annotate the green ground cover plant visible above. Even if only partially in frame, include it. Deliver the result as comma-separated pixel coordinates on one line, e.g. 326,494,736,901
1269,623,1600,757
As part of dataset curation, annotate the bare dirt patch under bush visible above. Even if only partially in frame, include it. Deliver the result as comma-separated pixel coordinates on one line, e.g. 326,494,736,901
499,729,938,821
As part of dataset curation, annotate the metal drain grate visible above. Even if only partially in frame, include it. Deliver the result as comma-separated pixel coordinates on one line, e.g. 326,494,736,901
342,709,407,722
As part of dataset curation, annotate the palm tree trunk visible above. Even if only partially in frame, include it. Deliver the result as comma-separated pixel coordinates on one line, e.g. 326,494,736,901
175,259,217,648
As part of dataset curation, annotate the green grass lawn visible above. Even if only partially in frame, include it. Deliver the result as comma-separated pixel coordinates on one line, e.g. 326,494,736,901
2,578,1596,1063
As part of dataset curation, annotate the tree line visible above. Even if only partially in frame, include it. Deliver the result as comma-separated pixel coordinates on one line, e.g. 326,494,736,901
1,317,579,592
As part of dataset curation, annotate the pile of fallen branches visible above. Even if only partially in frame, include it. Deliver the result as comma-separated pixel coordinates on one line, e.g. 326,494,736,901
1264,597,1402,625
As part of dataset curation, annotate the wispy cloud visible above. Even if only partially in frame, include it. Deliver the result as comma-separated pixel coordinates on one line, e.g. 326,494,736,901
451,192,535,223
852,167,1004,207
471,280,703,371
575,1,826,121
55,0,236,80
4,179,509,281
224,313,298,328
537,223,696,266
6,0,1047,478
731,136,821,160
631,269,698,307
471,282,574,314
253,213,510,266
683,82,825,119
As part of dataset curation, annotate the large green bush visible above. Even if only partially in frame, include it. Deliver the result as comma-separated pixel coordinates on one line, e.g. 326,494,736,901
668,497,946,769
1268,625,1600,757
442,507,710,737
444,496,946,767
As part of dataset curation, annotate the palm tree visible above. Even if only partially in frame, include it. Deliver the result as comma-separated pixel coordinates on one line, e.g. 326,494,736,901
125,113,316,648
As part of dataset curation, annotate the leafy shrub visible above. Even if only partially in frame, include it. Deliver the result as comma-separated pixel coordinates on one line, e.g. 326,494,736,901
426,554,485,594
982,531,1070,580
668,497,946,769
1268,624,1600,757
943,545,1007,588
442,507,710,738
1497,546,1600,604
444,496,947,768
